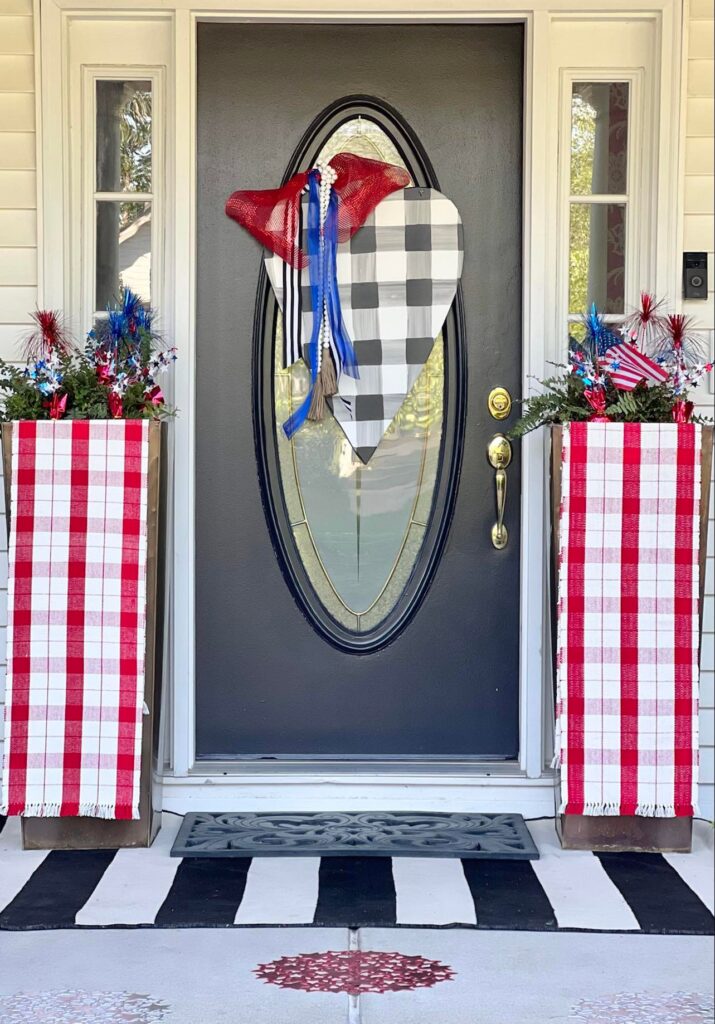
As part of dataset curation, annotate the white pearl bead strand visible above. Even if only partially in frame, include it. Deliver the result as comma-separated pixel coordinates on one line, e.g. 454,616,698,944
313,159,339,370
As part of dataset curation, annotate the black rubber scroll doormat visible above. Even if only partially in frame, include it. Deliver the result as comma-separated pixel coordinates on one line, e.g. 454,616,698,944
170,812,539,859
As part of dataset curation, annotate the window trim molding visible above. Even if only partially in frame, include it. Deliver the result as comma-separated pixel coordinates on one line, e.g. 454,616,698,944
36,9,173,332
558,68,648,331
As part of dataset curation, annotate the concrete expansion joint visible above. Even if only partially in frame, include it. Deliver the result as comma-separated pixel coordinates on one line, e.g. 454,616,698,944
348,928,362,1024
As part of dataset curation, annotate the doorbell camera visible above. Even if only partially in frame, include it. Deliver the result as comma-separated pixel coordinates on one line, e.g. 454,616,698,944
683,252,708,300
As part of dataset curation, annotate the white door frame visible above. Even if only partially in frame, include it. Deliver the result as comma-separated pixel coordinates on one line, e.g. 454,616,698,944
35,0,684,814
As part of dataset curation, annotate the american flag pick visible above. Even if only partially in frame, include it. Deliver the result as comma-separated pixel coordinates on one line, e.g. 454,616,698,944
601,343,669,391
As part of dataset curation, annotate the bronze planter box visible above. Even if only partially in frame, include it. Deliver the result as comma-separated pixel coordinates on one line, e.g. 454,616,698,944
1,421,166,850
550,424,713,853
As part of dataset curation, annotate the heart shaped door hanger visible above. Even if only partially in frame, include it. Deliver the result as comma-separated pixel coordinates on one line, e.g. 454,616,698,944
266,186,463,462
227,155,463,463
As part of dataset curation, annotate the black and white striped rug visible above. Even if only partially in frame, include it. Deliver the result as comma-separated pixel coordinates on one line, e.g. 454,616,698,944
1,816,712,934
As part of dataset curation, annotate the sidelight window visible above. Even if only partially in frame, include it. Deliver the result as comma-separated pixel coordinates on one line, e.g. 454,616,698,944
93,79,154,312
567,81,631,337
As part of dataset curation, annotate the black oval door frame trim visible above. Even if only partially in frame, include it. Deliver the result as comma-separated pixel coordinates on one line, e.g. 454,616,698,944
252,95,467,653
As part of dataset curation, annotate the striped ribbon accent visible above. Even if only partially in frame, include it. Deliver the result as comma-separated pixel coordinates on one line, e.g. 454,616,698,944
281,194,304,370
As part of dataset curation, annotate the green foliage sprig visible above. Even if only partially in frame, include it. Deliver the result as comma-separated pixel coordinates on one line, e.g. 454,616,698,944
510,373,685,439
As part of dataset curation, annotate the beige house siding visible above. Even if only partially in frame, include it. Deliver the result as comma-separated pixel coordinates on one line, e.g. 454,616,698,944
0,3,713,816
685,0,715,819
0,0,36,788
0,4,36,361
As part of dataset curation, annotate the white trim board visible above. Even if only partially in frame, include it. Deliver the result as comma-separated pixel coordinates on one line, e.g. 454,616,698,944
34,0,685,810
163,772,559,816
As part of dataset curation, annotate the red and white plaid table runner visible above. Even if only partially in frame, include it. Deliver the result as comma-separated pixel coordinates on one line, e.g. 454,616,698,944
556,422,702,817
1,420,149,819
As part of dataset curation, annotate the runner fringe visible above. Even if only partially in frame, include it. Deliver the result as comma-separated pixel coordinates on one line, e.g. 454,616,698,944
582,802,633,817
3,802,139,819
636,802,699,818
557,800,698,818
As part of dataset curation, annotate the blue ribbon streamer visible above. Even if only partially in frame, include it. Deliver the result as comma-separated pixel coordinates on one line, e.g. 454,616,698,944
283,171,358,439
324,189,359,381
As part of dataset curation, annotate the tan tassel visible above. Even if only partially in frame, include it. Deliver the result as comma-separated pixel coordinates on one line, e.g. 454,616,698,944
319,347,338,397
307,373,325,422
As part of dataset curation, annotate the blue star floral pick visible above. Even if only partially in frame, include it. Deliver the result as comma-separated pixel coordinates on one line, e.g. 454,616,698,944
581,302,622,357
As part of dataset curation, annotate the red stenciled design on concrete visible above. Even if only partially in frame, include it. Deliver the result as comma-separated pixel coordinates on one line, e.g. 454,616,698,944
570,991,714,1023
0,991,169,1024
254,950,455,995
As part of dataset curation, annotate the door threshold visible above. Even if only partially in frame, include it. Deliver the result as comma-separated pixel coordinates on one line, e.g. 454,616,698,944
163,769,557,817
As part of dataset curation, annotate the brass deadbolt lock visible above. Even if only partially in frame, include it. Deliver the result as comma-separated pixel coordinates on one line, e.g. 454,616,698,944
488,386,512,421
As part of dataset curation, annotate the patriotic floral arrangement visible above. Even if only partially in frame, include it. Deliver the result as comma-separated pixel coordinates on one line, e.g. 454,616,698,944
511,293,713,437
0,289,176,421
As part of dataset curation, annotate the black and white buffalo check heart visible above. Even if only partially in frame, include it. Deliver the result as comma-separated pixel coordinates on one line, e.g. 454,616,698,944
265,186,464,462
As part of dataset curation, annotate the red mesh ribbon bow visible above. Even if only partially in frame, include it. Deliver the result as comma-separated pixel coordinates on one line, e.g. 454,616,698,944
225,153,410,268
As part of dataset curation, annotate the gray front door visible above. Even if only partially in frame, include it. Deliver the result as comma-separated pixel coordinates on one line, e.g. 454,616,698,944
195,23,523,761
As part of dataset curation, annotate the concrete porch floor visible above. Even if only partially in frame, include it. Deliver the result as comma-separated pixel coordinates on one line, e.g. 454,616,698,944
0,925,713,1023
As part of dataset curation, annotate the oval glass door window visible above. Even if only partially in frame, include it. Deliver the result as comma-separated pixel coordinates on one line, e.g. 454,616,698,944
269,109,461,643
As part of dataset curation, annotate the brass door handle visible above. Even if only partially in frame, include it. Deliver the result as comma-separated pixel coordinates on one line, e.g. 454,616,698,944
487,434,512,550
